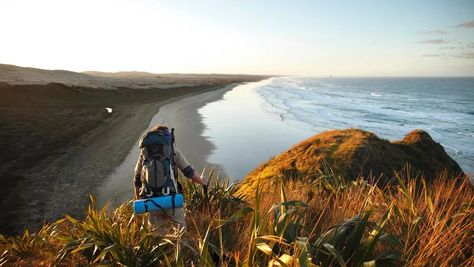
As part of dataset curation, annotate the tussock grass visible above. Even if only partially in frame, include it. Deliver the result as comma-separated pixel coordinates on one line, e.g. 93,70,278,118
1,171,472,266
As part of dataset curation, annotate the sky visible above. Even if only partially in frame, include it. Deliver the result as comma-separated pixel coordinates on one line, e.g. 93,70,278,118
0,0,473,76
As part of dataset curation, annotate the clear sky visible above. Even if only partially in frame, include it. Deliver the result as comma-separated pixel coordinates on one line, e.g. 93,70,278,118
0,0,473,76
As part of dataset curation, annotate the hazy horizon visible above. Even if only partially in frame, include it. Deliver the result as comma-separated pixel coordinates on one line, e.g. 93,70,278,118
5,62,474,78
1,0,473,76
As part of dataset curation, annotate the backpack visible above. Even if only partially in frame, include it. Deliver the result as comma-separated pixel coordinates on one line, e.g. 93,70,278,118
138,129,179,197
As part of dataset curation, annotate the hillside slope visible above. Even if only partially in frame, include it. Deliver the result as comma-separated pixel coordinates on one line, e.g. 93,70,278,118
239,129,463,195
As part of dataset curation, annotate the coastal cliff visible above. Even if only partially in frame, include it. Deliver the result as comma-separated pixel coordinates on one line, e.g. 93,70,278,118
239,129,464,195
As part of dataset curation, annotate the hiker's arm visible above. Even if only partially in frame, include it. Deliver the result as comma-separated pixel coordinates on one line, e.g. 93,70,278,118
174,149,207,185
189,173,207,185
133,155,143,199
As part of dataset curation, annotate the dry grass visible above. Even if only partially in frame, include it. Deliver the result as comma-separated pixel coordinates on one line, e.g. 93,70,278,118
252,173,473,266
1,172,472,266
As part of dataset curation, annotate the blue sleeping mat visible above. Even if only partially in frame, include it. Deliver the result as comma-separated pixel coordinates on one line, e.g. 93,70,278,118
133,194,184,214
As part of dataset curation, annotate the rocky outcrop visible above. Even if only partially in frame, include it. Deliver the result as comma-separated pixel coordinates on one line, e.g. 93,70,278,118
239,129,464,195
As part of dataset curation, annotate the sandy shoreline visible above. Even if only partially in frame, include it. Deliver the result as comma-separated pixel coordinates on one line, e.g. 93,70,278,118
97,84,235,207
0,79,262,234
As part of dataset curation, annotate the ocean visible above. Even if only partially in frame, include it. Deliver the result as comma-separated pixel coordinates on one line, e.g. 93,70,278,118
199,77,474,180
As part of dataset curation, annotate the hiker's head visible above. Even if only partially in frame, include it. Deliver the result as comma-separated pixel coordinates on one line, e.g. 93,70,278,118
140,124,173,148
150,124,172,140
151,124,169,133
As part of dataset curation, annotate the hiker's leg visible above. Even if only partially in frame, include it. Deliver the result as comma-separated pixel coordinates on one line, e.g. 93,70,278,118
148,208,186,234
169,208,188,248
148,211,172,235
170,207,186,231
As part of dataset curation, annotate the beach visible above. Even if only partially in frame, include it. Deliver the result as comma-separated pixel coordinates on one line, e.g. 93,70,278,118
0,76,263,234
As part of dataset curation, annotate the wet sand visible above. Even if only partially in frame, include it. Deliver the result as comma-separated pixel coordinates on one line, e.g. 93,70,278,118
0,78,264,234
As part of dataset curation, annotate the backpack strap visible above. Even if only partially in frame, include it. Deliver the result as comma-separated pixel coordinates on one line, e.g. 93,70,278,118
170,128,183,194
171,194,176,216
139,178,154,198
170,128,177,174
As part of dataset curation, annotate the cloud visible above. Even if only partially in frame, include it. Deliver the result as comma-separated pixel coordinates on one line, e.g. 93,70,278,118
416,30,447,35
455,52,474,59
417,39,448,44
439,46,457,50
455,20,474,28
421,54,442,57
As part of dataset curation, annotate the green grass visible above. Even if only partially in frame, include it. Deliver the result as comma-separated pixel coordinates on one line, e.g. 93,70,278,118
1,171,473,266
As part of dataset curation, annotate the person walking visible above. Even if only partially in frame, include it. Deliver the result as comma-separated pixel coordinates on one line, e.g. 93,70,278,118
133,124,206,234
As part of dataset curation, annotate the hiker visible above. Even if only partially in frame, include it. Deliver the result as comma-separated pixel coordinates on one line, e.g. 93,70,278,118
133,124,207,233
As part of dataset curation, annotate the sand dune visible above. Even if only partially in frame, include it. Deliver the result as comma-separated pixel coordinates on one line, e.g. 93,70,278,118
0,64,267,89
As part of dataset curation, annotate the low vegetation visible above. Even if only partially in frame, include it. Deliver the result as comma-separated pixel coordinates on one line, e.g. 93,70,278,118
1,169,473,266
240,129,464,194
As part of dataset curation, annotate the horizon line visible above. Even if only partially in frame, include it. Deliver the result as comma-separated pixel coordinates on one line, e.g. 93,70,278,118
2,63,473,79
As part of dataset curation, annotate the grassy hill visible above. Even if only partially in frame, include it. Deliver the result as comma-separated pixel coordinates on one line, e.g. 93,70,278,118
1,129,472,266
238,129,463,197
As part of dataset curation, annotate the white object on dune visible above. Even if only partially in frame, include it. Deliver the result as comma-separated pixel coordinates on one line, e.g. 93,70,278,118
105,107,113,113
